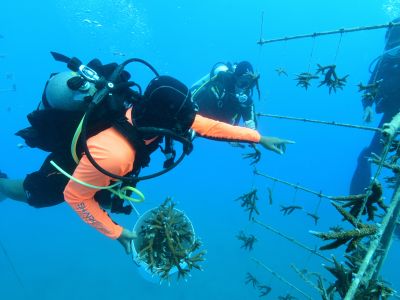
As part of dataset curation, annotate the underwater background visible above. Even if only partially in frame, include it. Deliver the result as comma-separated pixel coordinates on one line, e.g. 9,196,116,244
0,0,399,299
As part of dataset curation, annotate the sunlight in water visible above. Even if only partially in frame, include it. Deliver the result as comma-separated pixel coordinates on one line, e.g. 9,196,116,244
383,0,400,19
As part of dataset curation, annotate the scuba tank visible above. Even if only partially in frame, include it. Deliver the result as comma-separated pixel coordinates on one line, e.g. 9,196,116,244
17,52,195,185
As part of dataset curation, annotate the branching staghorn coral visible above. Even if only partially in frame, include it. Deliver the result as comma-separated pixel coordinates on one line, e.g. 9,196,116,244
333,180,387,221
137,198,206,281
235,189,260,220
310,202,378,252
295,72,319,90
236,231,258,251
316,64,349,94
280,205,303,215
321,252,395,299
244,272,260,288
258,285,272,297
317,274,336,300
323,256,353,299
306,212,320,225
242,144,262,165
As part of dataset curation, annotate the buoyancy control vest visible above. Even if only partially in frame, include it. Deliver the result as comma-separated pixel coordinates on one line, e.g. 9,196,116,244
370,52,400,114
16,52,194,185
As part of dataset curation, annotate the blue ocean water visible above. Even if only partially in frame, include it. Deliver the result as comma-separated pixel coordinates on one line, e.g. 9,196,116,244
0,0,399,299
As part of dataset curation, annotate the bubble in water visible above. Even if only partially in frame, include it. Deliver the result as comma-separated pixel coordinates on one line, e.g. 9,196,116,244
56,0,150,51
383,0,400,19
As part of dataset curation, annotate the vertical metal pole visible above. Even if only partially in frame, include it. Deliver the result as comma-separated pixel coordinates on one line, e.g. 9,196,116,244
371,186,400,281
344,180,400,299
344,112,400,299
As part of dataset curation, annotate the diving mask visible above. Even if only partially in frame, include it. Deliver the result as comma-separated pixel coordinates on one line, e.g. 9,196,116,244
236,72,259,90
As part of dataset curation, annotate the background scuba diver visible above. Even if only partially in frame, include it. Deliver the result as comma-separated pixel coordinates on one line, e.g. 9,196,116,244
0,55,294,255
191,61,262,163
349,18,400,195
191,61,259,129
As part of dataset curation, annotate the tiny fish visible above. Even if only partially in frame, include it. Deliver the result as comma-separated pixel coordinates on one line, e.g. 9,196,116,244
113,51,126,57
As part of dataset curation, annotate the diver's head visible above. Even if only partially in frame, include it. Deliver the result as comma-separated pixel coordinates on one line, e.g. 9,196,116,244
133,76,197,135
233,61,259,91
234,61,254,77
385,17,400,50
43,71,96,111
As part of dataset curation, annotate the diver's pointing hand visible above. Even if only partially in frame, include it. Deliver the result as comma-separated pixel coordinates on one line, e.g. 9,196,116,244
259,136,295,155
117,228,137,254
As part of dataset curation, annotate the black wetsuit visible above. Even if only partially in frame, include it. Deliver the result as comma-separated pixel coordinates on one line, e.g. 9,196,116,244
193,72,256,126
350,53,400,194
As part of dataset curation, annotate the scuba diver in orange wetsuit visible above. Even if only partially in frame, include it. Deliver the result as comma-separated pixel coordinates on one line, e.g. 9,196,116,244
0,53,294,254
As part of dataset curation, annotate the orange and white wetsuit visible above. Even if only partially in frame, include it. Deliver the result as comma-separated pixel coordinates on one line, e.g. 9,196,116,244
64,108,261,239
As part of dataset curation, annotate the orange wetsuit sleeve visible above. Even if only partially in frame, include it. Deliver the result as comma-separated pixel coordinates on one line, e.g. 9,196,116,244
64,126,135,239
191,114,261,143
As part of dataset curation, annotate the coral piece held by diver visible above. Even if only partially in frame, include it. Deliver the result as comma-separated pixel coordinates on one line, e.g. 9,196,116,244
235,189,260,220
295,72,319,90
280,205,303,215
137,198,206,281
236,231,258,251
